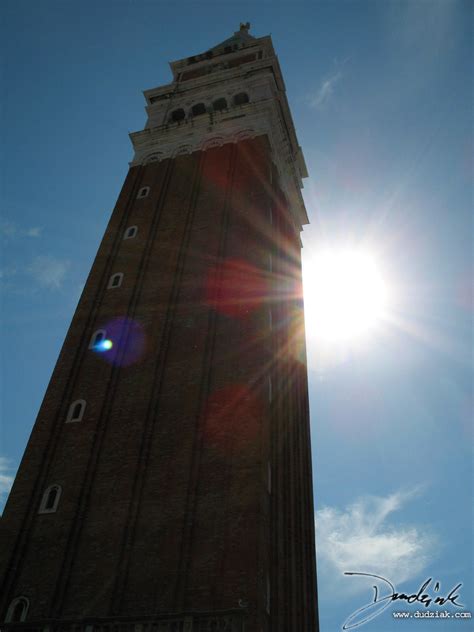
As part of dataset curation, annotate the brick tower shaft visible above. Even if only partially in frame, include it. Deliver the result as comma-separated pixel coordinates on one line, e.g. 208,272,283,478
1,26,319,632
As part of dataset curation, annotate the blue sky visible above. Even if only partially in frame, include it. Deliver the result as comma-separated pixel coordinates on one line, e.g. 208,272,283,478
1,1,472,630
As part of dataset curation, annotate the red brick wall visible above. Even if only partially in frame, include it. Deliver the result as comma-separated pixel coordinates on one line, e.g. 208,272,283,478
0,136,318,631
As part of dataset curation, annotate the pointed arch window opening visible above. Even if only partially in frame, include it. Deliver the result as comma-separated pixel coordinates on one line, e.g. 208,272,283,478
108,273,124,289
170,108,185,123
213,97,228,112
191,103,207,117
38,485,62,514
233,92,249,106
89,329,106,349
66,399,86,423
5,596,29,623
137,186,150,199
124,226,138,240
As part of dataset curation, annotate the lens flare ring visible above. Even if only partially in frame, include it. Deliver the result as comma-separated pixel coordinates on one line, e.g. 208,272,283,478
94,339,113,352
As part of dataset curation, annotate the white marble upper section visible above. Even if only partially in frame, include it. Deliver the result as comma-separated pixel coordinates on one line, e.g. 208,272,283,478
130,25,309,227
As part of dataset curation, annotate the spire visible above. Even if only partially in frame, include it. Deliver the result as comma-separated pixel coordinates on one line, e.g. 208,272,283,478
207,23,256,54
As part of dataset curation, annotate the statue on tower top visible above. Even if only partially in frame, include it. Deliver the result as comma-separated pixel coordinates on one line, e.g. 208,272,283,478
239,22,251,32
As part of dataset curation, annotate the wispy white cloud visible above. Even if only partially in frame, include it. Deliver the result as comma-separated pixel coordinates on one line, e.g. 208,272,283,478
25,226,42,238
0,457,14,509
27,255,70,290
315,488,435,595
1,221,42,239
310,57,350,109
0,221,18,238
311,70,343,108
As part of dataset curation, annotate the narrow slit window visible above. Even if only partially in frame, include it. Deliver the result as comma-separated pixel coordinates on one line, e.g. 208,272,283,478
5,597,29,623
66,399,86,423
124,226,138,240
269,308,273,330
137,186,150,199
107,273,123,289
268,376,272,403
38,485,62,514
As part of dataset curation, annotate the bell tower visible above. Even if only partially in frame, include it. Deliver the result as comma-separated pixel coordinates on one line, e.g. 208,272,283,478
0,25,319,632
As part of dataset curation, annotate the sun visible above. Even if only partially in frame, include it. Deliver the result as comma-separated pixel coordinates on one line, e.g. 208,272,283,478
302,249,389,343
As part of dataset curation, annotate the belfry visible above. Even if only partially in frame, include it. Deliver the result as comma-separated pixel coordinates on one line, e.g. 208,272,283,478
0,25,319,631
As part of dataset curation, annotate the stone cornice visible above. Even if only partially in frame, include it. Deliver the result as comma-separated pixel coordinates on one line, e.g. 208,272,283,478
133,31,309,228
130,99,308,227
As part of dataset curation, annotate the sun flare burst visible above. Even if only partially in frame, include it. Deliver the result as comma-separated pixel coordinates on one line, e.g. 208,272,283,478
303,250,390,344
